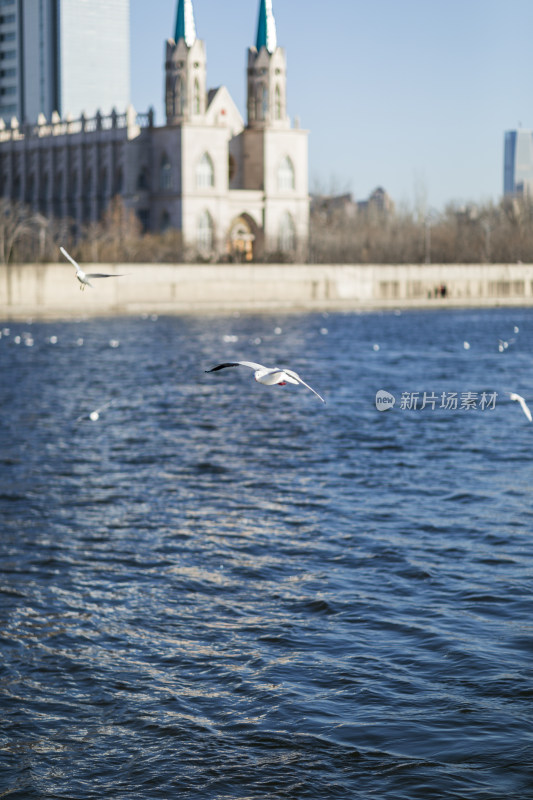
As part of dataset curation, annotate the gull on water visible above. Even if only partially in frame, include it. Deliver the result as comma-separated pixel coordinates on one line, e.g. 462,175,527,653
508,392,532,423
206,360,325,403
60,246,125,290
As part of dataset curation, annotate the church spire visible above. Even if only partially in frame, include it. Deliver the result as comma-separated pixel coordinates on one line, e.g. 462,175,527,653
256,0,277,54
247,0,286,128
166,0,205,124
174,0,196,48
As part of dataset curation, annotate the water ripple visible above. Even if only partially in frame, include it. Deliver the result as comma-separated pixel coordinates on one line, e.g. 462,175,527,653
1,309,533,798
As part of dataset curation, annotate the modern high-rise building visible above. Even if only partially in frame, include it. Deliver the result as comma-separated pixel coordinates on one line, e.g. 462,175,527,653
0,0,130,125
0,0,309,261
503,129,533,197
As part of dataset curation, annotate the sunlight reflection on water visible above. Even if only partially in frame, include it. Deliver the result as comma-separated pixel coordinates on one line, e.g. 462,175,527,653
1,308,533,798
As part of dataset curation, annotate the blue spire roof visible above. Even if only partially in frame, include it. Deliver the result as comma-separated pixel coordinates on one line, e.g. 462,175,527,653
174,0,196,48
256,0,277,54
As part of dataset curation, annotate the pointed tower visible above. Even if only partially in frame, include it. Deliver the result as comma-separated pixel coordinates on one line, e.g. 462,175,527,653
247,0,289,129
242,0,309,260
165,0,206,124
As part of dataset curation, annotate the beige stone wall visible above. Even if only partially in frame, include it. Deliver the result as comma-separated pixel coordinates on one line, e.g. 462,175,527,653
2,262,533,320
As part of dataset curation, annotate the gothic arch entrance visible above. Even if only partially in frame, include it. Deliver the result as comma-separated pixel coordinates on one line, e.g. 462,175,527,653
227,214,260,262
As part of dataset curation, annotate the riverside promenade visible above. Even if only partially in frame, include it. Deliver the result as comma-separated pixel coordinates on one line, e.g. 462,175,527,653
2,262,533,320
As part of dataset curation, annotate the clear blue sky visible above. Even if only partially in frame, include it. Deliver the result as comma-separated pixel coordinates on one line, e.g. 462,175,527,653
130,0,533,213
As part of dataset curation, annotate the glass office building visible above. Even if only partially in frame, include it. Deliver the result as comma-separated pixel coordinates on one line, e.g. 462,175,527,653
0,0,18,121
0,0,129,125
504,130,533,197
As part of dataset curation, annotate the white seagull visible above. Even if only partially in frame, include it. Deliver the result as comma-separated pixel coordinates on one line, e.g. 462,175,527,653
498,337,515,352
508,392,533,423
60,246,125,290
76,399,115,422
206,360,325,403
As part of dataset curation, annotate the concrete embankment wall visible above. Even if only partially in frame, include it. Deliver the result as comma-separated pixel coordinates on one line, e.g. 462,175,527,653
2,262,533,320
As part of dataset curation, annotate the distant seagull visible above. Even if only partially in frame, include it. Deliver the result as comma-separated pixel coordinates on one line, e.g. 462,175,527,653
60,246,124,291
508,392,532,423
206,360,325,403
498,338,515,352
76,400,115,422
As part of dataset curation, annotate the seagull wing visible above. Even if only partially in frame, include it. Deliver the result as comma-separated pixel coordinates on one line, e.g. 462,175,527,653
509,392,533,422
75,399,115,422
235,360,266,371
60,246,83,275
85,273,125,279
60,248,124,279
205,361,265,373
283,368,325,403
518,397,532,422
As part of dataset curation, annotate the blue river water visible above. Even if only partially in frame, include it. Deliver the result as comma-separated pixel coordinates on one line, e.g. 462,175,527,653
1,307,533,799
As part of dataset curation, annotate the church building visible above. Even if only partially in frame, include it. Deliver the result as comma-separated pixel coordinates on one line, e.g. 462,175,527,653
0,0,309,261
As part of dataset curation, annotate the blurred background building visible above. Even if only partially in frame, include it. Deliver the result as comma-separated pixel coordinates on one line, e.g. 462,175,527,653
503,129,533,198
310,187,395,222
0,0,130,125
0,0,309,261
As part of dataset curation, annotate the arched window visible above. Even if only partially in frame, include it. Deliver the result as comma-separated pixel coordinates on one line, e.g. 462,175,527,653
256,83,268,120
40,172,49,214
228,154,236,183
25,173,35,206
13,174,21,201
160,210,171,232
196,152,214,188
193,78,201,114
114,167,123,194
275,85,282,120
54,170,63,217
278,211,296,252
137,167,149,190
98,167,107,198
197,210,214,252
278,156,295,191
160,155,172,190
248,94,256,123
68,170,77,199
82,169,91,219
97,168,107,218
66,172,76,219
172,76,185,116
137,209,150,231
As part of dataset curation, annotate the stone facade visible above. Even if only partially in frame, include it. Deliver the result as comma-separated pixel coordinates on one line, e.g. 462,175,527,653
0,0,309,262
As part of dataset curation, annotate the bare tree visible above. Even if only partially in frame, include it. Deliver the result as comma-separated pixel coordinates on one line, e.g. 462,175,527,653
4,193,533,266
309,193,533,265
0,200,35,264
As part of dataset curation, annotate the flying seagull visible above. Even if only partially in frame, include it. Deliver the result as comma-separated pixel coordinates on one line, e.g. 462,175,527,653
498,337,516,352
60,246,124,290
76,399,115,422
508,392,532,423
206,360,325,403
